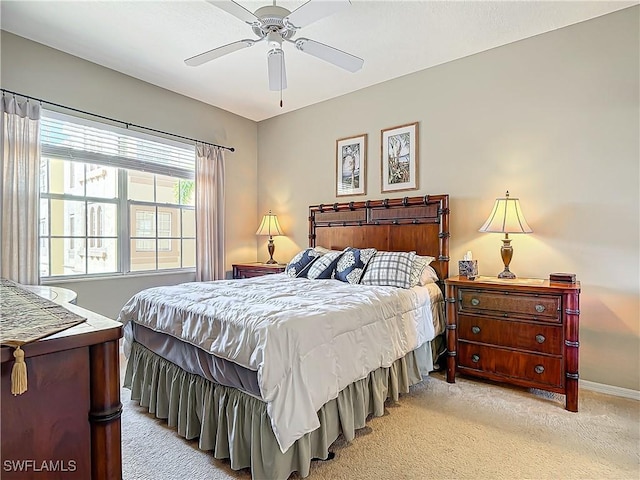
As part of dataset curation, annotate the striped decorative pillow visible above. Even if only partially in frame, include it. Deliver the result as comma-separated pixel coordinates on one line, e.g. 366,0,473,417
306,251,344,279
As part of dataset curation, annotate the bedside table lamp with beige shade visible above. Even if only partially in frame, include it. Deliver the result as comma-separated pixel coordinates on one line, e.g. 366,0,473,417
256,210,284,264
479,190,533,279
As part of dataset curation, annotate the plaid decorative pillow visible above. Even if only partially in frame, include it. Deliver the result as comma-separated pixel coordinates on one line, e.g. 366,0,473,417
306,251,344,279
335,247,377,284
360,251,416,288
285,248,322,278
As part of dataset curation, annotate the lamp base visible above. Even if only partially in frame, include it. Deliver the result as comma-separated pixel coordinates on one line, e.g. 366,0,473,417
498,235,516,279
265,237,277,265
497,269,516,279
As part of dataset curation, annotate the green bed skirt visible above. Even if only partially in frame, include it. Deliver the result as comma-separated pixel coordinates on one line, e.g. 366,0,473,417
124,341,424,480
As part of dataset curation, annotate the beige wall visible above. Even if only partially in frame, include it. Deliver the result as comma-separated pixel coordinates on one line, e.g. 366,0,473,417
1,31,259,318
257,7,639,390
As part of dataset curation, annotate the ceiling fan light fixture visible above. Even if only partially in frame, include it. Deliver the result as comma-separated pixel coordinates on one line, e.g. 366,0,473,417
266,30,283,49
267,48,287,91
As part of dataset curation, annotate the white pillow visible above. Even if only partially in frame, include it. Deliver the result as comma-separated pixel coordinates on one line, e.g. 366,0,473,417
409,255,436,287
419,265,440,285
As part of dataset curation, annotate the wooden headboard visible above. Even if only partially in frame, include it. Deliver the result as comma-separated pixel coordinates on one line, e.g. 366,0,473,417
308,195,450,281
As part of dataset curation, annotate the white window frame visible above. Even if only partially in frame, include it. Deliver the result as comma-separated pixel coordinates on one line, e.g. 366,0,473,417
39,110,196,280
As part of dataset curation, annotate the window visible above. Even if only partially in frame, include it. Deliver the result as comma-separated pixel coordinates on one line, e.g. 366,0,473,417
135,211,155,252
39,111,196,278
128,172,195,271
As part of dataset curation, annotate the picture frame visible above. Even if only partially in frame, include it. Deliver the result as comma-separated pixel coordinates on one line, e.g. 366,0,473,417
336,133,367,197
381,122,419,193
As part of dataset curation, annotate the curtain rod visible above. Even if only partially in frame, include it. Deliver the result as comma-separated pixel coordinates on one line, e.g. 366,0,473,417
1,88,235,153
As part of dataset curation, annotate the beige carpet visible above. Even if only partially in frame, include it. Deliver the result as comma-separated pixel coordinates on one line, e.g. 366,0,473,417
121,371,639,480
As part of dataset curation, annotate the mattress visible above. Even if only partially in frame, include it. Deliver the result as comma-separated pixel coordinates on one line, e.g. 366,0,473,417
131,322,262,397
119,274,444,452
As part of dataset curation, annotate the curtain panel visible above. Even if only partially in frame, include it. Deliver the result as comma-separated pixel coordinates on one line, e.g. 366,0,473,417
195,145,225,281
0,96,41,284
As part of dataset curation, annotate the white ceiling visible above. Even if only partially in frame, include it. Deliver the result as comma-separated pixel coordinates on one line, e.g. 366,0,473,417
1,0,636,121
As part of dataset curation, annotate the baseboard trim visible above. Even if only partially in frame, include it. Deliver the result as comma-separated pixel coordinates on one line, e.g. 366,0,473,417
580,379,640,401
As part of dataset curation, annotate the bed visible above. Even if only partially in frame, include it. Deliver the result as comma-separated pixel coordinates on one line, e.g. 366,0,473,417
120,194,450,479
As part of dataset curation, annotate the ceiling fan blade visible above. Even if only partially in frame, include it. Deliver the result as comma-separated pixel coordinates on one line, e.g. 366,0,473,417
284,0,351,29
185,39,255,66
267,49,287,91
207,1,261,26
293,38,364,72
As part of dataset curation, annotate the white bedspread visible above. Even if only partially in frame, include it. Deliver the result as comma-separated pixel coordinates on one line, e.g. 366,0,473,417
118,274,442,453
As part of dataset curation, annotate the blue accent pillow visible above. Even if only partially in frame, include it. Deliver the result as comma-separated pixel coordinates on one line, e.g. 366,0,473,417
360,251,416,288
285,248,322,278
306,251,344,279
335,247,377,284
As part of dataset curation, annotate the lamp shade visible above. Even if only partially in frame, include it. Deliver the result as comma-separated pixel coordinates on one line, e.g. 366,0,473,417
256,210,284,237
479,191,533,234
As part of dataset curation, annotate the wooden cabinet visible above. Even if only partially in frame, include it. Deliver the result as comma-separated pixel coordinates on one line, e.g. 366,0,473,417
444,276,581,411
1,302,122,479
232,262,286,279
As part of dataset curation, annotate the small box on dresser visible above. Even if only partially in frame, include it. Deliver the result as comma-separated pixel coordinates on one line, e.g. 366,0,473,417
444,275,581,411
232,262,286,279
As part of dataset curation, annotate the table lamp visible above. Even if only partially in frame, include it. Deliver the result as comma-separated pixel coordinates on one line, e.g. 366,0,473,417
256,210,284,264
479,191,532,279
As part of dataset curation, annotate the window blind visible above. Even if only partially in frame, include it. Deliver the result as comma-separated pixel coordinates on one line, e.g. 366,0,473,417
41,110,195,179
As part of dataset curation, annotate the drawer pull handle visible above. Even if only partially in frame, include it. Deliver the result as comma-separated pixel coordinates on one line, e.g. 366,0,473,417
471,298,480,306
534,365,545,374
535,304,546,313
471,354,480,363
471,326,481,334
535,334,546,343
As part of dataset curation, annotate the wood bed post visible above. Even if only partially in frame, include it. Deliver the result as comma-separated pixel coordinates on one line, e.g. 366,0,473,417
445,282,457,383
564,290,580,412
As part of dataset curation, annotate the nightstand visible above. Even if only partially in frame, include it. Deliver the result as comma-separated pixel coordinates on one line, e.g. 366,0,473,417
232,262,286,279
444,275,581,411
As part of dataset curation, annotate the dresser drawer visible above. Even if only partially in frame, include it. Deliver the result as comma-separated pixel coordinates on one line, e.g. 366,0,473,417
458,315,563,355
458,342,563,388
459,289,561,323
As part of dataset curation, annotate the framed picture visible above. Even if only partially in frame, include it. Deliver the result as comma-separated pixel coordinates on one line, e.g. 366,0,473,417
336,133,367,197
381,122,419,193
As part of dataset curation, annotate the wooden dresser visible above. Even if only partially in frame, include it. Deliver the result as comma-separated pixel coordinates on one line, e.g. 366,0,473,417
444,276,581,411
232,262,286,279
1,300,123,479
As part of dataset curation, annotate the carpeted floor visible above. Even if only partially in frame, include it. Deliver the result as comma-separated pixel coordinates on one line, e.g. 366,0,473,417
120,368,639,480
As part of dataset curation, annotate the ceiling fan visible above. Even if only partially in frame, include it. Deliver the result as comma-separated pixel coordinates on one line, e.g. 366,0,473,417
185,0,364,93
